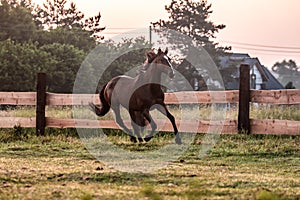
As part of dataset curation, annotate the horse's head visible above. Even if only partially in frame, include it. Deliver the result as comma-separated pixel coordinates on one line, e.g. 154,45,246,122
145,48,175,78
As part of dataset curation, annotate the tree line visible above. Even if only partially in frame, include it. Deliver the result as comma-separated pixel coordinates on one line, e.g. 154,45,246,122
0,0,153,93
0,0,235,93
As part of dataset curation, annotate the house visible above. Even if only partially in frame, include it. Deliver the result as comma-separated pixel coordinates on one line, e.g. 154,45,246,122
172,53,284,91
219,53,284,90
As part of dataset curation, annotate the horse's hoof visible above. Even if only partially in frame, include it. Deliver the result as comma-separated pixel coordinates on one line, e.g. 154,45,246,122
175,136,182,145
144,136,153,142
138,137,144,143
130,136,138,143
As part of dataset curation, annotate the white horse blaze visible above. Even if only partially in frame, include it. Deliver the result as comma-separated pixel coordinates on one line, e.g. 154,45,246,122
163,55,175,75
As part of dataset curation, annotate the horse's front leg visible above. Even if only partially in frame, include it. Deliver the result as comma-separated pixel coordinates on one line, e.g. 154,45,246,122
143,110,157,142
155,103,181,144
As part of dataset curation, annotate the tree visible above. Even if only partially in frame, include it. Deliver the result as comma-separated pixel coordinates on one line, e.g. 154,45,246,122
40,43,86,93
176,59,207,91
0,39,52,91
35,26,96,52
0,40,86,92
152,0,230,62
272,59,300,88
152,0,230,90
82,12,106,41
77,37,152,91
33,0,105,41
0,0,104,50
99,37,152,88
0,0,36,42
33,0,83,29
0,0,105,92
285,82,296,89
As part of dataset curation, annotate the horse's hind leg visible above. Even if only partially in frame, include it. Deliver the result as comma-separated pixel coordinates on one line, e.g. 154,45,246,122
129,111,144,143
155,103,181,144
112,106,137,143
144,110,157,142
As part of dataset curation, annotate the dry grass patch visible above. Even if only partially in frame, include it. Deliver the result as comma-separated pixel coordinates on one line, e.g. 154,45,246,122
0,130,299,199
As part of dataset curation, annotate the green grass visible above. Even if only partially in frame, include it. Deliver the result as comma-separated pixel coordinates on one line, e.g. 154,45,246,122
250,104,300,121
0,105,299,199
0,129,299,200
1,104,299,121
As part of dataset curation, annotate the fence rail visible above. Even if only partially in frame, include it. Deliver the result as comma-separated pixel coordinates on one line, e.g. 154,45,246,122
1,89,299,106
0,70,299,135
0,90,299,135
1,116,298,135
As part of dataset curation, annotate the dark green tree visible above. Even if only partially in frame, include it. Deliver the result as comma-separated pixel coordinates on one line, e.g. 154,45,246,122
0,39,52,91
272,59,300,88
40,43,86,93
34,0,83,29
285,81,296,89
78,37,152,91
0,0,104,50
0,0,36,42
152,0,231,90
33,0,105,42
0,40,87,92
175,59,207,91
152,0,230,62
0,0,106,92
98,37,152,88
35,26,96,52
82,12,106,41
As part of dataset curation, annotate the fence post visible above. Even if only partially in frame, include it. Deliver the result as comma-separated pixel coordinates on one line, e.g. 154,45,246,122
238,64,251,134
36,73,47,136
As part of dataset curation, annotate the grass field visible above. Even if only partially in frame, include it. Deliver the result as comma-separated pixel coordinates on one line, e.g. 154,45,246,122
0,128,299,200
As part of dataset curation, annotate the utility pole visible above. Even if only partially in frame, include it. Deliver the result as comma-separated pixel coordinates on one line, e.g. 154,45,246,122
149,25,152,44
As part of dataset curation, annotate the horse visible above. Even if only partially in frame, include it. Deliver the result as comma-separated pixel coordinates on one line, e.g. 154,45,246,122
89,48,181,144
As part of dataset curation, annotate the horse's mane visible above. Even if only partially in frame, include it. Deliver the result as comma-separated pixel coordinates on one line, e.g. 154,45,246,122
138,48,167,74
145,50,158,64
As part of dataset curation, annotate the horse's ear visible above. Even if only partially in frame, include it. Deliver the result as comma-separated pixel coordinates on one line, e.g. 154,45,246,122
158,48,162,54
164,48,168,55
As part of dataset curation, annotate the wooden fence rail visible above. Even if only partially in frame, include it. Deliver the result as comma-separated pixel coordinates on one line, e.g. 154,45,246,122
1,89,300,106
0,70,299,135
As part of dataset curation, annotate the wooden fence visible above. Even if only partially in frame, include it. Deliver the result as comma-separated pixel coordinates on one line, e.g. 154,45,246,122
0,70,299,136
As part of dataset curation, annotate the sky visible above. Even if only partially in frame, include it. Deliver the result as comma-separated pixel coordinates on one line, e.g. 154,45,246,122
32,0,300,68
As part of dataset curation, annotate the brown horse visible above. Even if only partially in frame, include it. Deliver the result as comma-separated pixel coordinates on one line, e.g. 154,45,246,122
89,48,181,144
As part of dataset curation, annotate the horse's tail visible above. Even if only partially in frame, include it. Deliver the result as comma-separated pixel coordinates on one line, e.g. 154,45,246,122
89,84,110,117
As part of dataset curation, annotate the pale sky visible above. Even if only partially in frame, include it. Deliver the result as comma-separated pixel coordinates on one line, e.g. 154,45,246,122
32,0,300,68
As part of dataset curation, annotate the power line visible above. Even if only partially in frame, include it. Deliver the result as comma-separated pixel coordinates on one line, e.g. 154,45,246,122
102,32,148,35
221,40,300,50
2,24,300,53
232,45,300,54
105,27,144,30
239,51,300,58
0,25,147,35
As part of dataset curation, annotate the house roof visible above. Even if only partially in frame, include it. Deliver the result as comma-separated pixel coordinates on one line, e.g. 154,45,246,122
261,66,285,89
219,53,284,90
230,53,250,59
242,57,268,82
219,54,268,81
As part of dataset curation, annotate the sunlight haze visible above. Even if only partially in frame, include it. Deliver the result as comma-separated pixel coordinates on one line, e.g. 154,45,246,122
31,0,300,67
